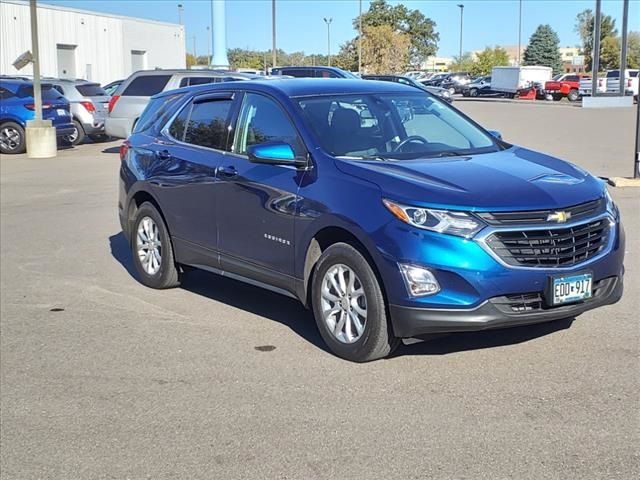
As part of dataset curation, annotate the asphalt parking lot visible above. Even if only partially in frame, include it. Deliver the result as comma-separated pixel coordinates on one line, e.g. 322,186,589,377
1,100,639,479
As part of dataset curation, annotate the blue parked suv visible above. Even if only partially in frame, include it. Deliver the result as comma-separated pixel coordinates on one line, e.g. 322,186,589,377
119,79,624,362
0,78,75,154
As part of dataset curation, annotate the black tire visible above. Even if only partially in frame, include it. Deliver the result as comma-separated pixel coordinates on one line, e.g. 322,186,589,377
88,133,110,142
61,119,85,146
462,90,469,97
567,89,580,102
311,243,399,362
469,88,478,97
130,202,180,289
0,121,26,154
552,93,563,101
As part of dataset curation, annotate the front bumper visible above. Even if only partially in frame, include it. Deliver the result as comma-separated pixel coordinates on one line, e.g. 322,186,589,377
390,274,623,337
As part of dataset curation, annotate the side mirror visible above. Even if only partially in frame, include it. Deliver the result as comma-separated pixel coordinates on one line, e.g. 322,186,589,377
487,130,502,140
247,142,307,168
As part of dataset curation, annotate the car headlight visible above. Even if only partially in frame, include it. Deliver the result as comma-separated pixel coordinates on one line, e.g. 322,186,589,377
604,187,619,220
383,199,485,238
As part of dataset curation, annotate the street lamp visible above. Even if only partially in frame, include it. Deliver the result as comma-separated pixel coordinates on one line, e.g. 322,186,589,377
272,0,277,70
358,0,362,74
206,26,210,66
177,3,183,25
456,4,464,61
324,17,333,66
517,0,522,65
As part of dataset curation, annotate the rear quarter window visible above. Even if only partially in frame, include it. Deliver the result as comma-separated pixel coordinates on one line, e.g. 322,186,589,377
133,93,185,134
122,75,172,96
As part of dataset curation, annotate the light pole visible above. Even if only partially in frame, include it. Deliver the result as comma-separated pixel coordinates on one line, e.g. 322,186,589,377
206,26,210,66
517,0,522,65
358,0,362,74
456,4,464,61
192,35,197,60
272,0,277,70
324,17,333,66
177,3,183,25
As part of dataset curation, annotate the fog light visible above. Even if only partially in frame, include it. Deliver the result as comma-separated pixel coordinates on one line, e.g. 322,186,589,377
399,264,440,297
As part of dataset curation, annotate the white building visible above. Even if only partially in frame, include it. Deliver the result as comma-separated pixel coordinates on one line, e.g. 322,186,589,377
0,0,186,85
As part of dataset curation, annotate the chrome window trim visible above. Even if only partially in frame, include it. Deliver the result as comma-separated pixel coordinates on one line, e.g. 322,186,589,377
475,212,616,271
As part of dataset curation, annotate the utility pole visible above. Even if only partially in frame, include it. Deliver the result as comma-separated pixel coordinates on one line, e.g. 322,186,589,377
457,4,464,61
30,0,42,122
272,0,276,70
619,0,629,96
358,0,362,74
193,35,197,60
591,0,602,97
206,26,211,66
324,17,332,66
517,0,522,65
177,3,183,25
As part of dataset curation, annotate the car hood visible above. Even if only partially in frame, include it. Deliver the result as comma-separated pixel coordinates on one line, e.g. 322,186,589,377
335,146,604,211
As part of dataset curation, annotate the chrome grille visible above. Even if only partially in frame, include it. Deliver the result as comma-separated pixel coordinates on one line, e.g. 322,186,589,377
486,219,609,268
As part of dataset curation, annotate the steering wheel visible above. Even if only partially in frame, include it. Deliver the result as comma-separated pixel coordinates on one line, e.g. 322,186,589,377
393,135,430,153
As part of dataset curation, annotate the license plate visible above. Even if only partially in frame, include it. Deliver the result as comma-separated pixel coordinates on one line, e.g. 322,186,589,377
551,273,592,306
57,109,67,116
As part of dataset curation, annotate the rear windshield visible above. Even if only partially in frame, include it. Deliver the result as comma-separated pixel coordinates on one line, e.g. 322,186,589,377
76,83,108,97
133,93,185,134
122,75,171,96
16,84,63,100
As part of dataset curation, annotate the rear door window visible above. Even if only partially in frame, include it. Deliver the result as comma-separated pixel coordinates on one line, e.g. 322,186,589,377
182,99,233,150
179,77,221,88
122,75,171,96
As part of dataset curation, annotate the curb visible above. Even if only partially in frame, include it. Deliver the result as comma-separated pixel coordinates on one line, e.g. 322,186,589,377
608,177,640,187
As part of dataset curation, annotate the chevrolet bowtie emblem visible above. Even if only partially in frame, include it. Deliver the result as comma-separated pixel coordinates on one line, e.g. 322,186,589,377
547,211,571,223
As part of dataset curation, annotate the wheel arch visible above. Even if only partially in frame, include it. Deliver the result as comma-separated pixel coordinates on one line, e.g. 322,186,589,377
125,189,170,241
301,225,388,309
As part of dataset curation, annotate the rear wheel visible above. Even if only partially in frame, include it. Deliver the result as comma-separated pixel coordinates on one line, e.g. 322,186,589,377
567,89,580,102
0,122,26,154
61,119,85,146
311,243,399,362
131,202,180,289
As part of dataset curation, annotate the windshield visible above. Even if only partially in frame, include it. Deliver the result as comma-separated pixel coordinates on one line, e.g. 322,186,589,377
552,74,564,81
298,93,498,160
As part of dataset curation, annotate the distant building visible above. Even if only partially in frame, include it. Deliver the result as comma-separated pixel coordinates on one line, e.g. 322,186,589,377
0,0,186,85
422,56,454,72
559,47,585,73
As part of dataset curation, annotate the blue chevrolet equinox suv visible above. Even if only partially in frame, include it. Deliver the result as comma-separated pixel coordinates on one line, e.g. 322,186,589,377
118,79,624,362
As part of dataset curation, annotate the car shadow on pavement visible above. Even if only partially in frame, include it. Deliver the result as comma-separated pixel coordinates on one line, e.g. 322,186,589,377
109,231,574,358
108,232,327,352
102,146,120,154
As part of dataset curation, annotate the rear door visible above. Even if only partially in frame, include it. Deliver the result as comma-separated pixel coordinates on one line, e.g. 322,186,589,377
150,92,237,257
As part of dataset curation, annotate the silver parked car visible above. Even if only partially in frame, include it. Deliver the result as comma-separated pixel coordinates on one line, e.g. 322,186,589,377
48,79,111,145
105,70,262,139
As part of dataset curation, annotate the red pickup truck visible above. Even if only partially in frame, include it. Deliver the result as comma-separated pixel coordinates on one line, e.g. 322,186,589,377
544,74,589,102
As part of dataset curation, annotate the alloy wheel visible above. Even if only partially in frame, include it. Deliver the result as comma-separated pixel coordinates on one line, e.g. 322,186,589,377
0,126,21,151
136,216,162,275
320,264,367,344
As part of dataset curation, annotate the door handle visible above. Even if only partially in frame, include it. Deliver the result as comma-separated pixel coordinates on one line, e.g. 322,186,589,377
218,165,238,178
155,149,171,160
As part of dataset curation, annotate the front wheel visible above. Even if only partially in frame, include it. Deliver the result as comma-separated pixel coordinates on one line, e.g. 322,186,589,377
469,88,478,97
311,243,399,362
131,202,180,289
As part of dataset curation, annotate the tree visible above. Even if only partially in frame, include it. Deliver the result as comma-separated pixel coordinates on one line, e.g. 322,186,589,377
361,25,410,74
600,36,620,70
448,52,475,73
334,39,359,72
186,53,196,68
575,9,618,71
628,32,640,69
355,0,438,67
471,46,510,76
523,25,563,74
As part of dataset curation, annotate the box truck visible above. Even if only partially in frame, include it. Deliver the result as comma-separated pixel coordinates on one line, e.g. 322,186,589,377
491,66,553,97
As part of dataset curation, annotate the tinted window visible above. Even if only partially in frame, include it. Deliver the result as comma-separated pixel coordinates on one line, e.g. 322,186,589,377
183,99,232,149
284,69,312,78
565,76,580,82
169,102,190,141
122,75,171,96
234,93,303,155
76,83,108,96
16,84,63,100
135,94,185,134
0,87,15,100
179,77,220,87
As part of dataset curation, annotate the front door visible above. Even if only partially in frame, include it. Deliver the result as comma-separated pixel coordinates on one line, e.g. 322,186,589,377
216,92,307,280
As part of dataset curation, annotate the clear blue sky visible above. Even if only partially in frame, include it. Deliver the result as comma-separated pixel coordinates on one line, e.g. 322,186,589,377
44,0,640,58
